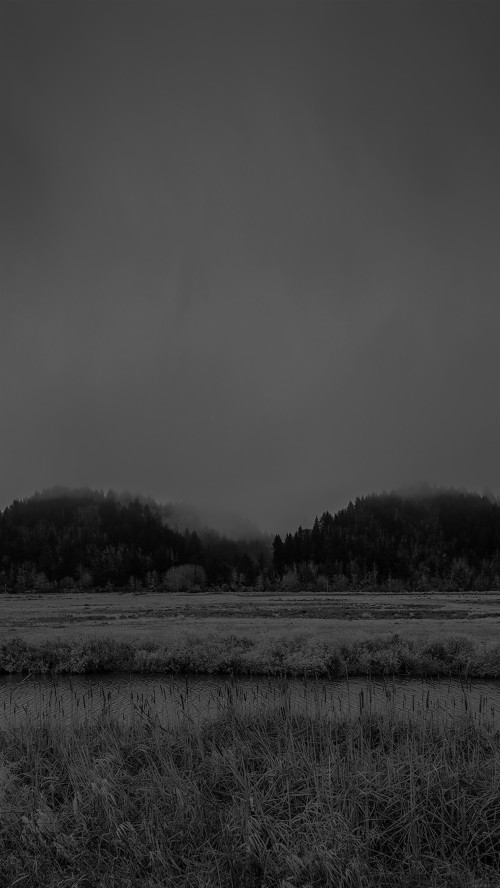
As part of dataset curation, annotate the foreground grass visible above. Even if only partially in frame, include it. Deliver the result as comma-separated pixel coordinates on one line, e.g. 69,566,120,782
1,703,499,887
2,632,500,678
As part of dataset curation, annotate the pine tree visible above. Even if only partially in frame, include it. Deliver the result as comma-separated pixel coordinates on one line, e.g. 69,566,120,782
272,534,285,576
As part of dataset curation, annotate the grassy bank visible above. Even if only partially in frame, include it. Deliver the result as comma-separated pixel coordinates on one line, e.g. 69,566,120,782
2,632,500,678
1,701,499,887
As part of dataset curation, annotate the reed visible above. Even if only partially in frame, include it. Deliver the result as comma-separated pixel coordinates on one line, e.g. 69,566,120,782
1,681,499,887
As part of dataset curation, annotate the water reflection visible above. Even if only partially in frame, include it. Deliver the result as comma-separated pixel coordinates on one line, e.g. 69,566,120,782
0,673,498,730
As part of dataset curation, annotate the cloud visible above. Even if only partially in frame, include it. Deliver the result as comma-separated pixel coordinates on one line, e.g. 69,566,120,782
0,1,498,533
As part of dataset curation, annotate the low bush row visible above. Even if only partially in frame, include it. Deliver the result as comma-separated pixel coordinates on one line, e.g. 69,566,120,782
1,632,499,678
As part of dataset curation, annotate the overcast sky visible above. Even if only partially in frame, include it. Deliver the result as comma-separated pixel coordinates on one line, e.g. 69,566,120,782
1,1,498,535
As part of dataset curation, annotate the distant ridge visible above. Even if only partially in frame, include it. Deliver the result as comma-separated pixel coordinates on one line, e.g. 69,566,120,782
272,487,500,592
0,488,270,593
2,485,499,592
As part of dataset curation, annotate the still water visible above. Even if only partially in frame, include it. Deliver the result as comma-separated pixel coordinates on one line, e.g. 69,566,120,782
1,673,499,731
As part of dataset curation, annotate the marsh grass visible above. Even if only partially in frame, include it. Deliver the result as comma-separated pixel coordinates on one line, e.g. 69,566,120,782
1,632,500,678
1,682,500,888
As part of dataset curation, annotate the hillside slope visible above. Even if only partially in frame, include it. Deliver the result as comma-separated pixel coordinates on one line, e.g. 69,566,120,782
0,489,269,592
273,489,500,591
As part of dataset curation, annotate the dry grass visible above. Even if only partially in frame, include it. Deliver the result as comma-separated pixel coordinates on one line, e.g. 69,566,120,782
2,589,500,647
1,685,499,887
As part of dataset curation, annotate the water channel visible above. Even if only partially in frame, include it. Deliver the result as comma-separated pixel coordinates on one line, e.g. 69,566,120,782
1,673,499,732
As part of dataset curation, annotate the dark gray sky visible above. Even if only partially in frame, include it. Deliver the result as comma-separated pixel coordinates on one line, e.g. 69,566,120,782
1,1,499,535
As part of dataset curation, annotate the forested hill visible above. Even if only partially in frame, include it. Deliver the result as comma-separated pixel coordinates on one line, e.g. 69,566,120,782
2,488,499,593
273,490,500,591
0,489,270,593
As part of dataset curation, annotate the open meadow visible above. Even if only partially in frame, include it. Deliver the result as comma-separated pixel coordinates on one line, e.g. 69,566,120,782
2,588,500,645
2,592,500,885
1,589,500,677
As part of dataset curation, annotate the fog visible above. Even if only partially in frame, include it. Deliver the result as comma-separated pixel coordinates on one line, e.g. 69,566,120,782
1,1,498,535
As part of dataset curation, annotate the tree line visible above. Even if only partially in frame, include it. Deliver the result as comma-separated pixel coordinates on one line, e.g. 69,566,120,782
0,489,270,593
272,490,500,591
1,487,499,593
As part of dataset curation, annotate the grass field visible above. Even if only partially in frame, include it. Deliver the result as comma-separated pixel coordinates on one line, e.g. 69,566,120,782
1,684,499,887
2,589,500,646
2,592,500,886
2,589,500,677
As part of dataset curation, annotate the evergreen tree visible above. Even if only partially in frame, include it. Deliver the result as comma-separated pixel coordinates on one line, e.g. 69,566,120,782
272,534,285,576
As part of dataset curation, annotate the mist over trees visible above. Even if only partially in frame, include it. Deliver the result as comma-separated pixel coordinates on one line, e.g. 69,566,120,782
0,487,499,593
0,489,270,593
272,490,500,592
